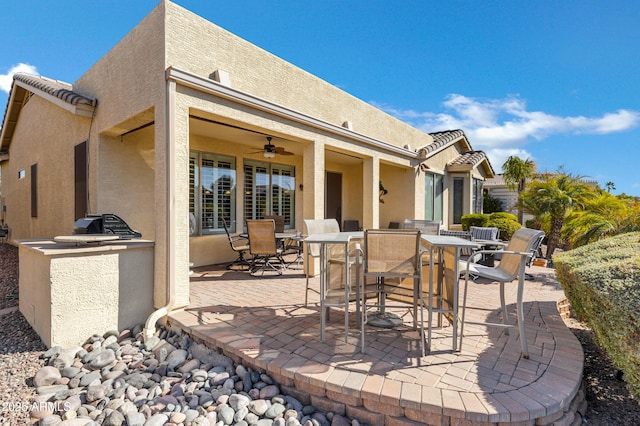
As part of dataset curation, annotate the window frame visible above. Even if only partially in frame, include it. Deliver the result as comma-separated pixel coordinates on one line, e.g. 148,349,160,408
452,176,464,224
189,151,237,236
472,178,483,214
424,172,443,222
243,159,296,230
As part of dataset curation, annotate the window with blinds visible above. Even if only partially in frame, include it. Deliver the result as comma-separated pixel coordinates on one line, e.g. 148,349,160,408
189,151,236,235
473,178,483,214
244,160,295,229
425,172,443,222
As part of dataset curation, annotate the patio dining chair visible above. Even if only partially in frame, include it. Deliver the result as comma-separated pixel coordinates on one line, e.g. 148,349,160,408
246,219,286,276
358,228,427,355
303,218,341,306
343,219,360,231
403,219,440,235
459,227,546,359
469,226,502,267
304,218,363,343
264,215,285,233
221,217,251,271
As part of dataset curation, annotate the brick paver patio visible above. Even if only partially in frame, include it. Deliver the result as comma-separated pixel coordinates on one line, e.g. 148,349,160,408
168,259,586,425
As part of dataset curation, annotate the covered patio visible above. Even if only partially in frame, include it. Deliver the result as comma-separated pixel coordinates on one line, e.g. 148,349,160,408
168,260,586,425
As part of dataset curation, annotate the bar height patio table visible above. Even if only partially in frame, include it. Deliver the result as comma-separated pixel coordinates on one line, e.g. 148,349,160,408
305,231,364,342
421,234,480,352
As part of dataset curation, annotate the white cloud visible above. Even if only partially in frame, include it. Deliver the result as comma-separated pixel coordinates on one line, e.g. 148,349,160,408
374,94,640,170
0,63,39,93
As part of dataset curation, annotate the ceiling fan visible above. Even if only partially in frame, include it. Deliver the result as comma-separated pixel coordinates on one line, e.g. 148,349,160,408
249,136,294,158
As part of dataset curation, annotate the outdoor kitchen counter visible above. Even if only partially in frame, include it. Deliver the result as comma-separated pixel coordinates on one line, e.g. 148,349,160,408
17,238,155,348
18,237,154,254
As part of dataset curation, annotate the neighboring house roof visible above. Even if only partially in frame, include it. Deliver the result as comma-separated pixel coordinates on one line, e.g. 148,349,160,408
1,73,97,154
484,174,507,187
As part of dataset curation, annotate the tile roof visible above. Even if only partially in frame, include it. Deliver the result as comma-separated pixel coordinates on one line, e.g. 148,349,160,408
13,73,96,107
419,129,467,156
448,150,489,167
484,174,506,186
447,150,496,177
1,73,97,152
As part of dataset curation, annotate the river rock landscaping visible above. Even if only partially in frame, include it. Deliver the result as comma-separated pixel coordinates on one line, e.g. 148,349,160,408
27,324,358,426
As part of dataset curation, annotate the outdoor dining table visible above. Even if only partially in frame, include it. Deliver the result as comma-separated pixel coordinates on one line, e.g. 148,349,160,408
304,231,364,342
421,234,480,352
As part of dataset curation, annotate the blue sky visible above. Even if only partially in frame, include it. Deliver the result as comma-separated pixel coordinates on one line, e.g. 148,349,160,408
2,0,639,196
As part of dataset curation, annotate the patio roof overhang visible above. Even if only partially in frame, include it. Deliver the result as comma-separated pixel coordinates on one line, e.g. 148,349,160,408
166,67,422,161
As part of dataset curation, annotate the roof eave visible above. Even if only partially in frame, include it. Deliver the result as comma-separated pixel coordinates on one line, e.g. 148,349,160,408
167,66,422,161
446,163,473,173
418,131,472,160
0,77,97,152
13,79,96,118
0,83,25,152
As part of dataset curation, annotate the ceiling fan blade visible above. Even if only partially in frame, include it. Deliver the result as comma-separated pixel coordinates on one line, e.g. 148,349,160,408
274,146,294,155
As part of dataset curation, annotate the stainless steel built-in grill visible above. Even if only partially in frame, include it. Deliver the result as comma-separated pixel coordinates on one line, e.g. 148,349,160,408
73,213,141,239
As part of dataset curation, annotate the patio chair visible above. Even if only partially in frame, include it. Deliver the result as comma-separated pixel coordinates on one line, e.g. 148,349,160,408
265,214,287,252
394,219,440,292
264,215,285,233
403,219,440,235
221,217,251,271
246,219,286,276
303,218,341,306
524,231,546,280
469,226,502,266
284,232,304,269
459,227,546,359
358,228,427,355
343,219,360,231
304,218,364,343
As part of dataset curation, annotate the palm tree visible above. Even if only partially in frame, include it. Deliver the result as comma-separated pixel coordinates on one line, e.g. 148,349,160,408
562,190,629,248
605,181,616,193
520,172,593,259
502,156,536,224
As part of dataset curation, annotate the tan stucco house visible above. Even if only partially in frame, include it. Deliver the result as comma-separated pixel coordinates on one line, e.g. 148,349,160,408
0,0,494,346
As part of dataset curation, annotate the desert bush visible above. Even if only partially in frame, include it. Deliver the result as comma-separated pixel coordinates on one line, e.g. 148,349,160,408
461,212,522,240
483,194,503,213
489,212,518,222
554,232,640,400
461,214,489,230
488,217,522,240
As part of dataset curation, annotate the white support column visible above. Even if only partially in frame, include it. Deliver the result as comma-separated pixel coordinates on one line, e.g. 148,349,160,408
362,157,379,229
303,140,325,220
302,141,325,277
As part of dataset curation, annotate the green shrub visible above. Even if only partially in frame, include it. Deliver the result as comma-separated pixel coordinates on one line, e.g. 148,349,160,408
461,214,489,230
483,194,503,213
554,232,640,400
489,212,518,222
487,217,522,240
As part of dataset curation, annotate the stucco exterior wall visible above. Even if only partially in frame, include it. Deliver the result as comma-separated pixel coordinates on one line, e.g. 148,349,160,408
325,161,364,229
379,162,420,227
2,96,92,240
97,127,156,240
73,3,166,137
163,1,433,151
18,239,155,348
